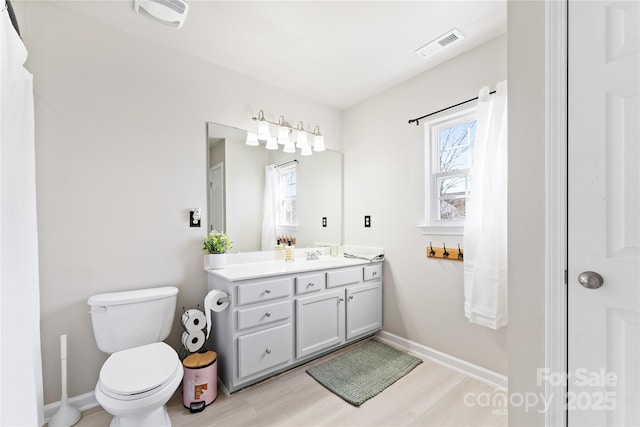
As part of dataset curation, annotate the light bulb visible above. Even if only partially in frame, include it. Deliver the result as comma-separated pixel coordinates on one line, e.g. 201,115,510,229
245,132,259,146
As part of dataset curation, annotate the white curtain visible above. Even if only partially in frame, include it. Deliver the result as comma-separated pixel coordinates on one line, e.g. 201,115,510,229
261,165,278,251
1,7,44,426
463,81,508,329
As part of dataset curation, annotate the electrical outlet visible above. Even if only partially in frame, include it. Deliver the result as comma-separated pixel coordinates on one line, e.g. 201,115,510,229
364,215,371,228
322,217,327,227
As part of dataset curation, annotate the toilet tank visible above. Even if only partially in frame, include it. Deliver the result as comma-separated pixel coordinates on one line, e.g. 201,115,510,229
88,286,178,353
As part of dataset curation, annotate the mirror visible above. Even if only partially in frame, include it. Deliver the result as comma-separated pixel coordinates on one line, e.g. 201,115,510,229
206,122,342,253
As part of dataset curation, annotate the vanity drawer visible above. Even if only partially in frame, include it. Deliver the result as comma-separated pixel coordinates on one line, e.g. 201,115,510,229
237,301,291,330
295,273,325,295
238,323,291,379
363,264,382,282
326,267,361,288
237,278,291,306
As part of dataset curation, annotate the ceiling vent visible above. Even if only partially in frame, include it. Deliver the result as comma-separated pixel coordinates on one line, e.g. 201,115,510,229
134,0,189,29
415,29,464,59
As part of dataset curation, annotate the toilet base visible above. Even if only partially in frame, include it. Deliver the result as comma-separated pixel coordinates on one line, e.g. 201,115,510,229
109,405,170,427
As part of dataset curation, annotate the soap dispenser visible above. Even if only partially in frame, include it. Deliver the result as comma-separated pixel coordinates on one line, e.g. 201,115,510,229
285,240,295,262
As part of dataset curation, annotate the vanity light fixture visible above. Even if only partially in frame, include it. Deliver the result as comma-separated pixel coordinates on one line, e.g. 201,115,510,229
249,110,326,155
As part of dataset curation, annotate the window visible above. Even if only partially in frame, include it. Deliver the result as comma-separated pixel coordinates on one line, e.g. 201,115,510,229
420,108,477,235
276,164,297,228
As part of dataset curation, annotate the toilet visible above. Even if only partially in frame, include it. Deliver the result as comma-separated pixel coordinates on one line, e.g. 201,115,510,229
88,286,183,427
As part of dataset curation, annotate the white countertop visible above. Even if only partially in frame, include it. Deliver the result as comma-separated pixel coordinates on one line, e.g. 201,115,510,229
205,256,379,281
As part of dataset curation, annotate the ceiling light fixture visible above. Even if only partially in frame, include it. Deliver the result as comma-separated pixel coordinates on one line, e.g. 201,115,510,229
249,110,326,155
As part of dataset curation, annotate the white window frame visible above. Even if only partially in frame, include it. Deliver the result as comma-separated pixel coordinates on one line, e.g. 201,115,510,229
418,106,477,236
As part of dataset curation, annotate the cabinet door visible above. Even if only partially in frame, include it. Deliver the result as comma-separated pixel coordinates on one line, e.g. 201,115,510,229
346,281,382,340
237,323,292,379
296,289,345,359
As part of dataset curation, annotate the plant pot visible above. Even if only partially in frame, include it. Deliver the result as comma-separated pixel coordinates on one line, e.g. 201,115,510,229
205,253,226,270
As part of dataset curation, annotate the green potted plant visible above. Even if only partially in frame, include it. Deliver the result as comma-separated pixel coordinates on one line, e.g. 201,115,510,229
203,230,233,269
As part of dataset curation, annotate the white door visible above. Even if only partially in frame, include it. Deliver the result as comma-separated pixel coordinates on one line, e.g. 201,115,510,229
209,162,224,232
568,1,639,425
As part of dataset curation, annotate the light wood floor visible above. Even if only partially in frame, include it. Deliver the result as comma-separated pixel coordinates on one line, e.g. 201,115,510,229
73,339,507,427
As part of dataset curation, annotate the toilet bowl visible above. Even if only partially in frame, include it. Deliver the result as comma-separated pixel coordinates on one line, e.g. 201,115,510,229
94,342,183,427
88,286,181,426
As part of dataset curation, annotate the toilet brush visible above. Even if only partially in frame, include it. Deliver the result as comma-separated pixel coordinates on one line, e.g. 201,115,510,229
49,335,81,427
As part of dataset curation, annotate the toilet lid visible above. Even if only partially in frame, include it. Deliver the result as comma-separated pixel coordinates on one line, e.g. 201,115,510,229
100,342,180,396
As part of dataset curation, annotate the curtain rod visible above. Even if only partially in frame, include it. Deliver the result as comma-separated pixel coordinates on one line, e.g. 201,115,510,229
275,159,298,168
4,0,21,37
408,90,496,126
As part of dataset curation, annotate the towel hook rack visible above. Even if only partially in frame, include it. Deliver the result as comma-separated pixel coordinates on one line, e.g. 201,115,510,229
426,243,464,261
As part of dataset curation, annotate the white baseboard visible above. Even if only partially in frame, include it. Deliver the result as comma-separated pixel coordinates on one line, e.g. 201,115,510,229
375,330,508,390
43,391,98,423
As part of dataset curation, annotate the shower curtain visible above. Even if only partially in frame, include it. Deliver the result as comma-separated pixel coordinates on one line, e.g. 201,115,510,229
261,165,278,251
463,81,508,329
1,7,44,426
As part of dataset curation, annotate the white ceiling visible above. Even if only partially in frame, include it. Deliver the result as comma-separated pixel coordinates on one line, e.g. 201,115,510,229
52,1,506,110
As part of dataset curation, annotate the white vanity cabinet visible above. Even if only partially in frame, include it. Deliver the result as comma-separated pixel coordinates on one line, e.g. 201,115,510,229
206,260,382,394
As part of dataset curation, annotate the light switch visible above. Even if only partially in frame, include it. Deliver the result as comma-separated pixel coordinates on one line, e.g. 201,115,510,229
190,209,201,228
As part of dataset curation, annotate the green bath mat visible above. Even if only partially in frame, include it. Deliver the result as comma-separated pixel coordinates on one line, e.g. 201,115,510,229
306,340,423,406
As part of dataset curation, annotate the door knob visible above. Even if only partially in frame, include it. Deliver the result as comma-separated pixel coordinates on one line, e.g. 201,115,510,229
578,271,604,289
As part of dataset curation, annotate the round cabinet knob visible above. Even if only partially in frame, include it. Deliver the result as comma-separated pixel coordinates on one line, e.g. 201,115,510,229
265,348,272,354
308,282,315,287
265,312,271,317
264,289,271,294
339,298,344,302
578,271,604,289
372,271,378,276
349,295,354,300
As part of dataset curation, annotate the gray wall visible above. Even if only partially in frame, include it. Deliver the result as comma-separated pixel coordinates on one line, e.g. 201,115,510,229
18,1,342,404
342,35,508,375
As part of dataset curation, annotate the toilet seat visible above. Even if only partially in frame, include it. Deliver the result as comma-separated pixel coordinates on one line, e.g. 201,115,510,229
99,342,181,401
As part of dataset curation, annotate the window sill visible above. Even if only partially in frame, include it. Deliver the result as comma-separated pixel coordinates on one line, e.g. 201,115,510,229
417,224,463,236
